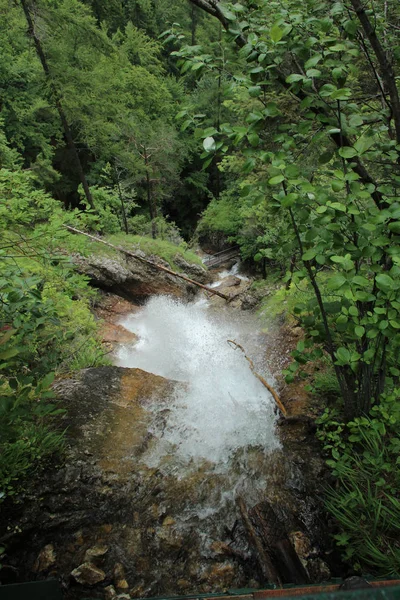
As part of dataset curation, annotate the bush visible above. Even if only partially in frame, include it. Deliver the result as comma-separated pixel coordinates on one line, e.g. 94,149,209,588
0,167,109,500
317,393,400,577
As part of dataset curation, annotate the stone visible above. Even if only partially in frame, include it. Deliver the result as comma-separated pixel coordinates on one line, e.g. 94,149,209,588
104,585,117,600
32,544,56,573
116,595,130,600
340,576,371,590
162,516,175,527
210,541,232,556
73,252,197,300
84,545,109,564
113,562,129,590
172,254,211,284
71,562,106,586
201,563,236,588
240,293,259,310
177,579,191,591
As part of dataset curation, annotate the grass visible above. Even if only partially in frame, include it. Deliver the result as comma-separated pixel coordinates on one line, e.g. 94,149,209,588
86,233,204,272
325,425,400,577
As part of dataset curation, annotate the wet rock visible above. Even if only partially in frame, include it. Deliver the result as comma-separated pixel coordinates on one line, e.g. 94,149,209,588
173,254,211,284
116,595,130,600
129,580,146,597
100,322,138,346
340,576,372,589
220,275,241,288
71,562,106,585
177,579,191,591
202,563,236,588
84,544,109,564
210,541,233,556
113,563,129,590
74,253,199,300
104,585,117,599
240,293,259,310
32,544,56,573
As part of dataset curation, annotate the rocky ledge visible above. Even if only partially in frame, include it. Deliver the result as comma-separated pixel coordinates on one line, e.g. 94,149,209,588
74,251,211,301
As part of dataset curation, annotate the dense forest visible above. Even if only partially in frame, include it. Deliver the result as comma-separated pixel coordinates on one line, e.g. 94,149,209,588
1,0,399,582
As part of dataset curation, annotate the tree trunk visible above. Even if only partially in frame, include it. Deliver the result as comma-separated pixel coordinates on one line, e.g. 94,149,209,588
349,0,400,144
20,0,95,210
116,173,129,234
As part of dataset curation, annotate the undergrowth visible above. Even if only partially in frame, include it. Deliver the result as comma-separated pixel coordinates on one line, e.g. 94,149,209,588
95,233,204,271
317,393,400,577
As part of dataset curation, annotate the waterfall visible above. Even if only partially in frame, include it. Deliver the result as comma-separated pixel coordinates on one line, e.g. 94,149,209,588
116,295,280,467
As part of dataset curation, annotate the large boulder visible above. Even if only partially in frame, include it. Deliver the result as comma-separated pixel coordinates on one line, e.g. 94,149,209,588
73,253,203,300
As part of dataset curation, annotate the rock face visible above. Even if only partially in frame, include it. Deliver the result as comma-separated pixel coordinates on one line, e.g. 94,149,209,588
71,562,106,585
32,544,56,573
74,252,210,300
0,366,181,599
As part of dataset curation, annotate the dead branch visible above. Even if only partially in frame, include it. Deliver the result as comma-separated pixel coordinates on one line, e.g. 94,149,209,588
227,340,287,417
236,496,282,587
64,225,230,300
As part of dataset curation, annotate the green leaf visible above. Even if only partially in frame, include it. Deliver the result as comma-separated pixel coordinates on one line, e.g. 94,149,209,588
270,24,283,43
354,326,365,337
304,55,322,69
203,136,216,152
330,88,352,100
249,86,262,97
286,73,304,83
0,347,19,361
375,273,394,291
248,132,260,147
268,175,284,185
306,68,321,78
338,146,357,158
354,135,375,155
327,274,347,290
302,249,317,261
335,347,351,364
388,221,400,234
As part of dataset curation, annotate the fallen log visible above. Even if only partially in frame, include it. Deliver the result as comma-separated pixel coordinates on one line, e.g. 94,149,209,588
237,496,282,587
227,340,287,417
249,501,309,585
64,226,230,300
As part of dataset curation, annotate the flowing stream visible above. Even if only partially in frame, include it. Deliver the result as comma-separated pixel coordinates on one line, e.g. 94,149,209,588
116,298,279,466
115,272,282,518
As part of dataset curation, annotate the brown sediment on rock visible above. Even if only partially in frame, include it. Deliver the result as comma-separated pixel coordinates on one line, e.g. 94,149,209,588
99,368,177,475
93,293,139,351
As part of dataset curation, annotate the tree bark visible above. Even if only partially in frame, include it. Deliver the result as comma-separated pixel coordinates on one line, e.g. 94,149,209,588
20,0,95,210
349,0,400,144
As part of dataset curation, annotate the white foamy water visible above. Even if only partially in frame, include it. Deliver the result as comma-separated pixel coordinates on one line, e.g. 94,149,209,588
116,295,280,466
209,261,250,288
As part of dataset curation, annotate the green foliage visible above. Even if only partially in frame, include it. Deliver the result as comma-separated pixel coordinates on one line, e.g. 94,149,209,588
0,165,108,500
317,393,400,576
170,0,400,419
102,233,204,271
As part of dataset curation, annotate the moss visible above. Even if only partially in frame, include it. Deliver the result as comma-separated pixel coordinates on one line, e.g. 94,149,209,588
89,233,204,272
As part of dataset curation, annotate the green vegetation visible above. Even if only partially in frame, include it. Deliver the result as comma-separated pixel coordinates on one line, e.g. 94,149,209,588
0,167,110,500
318,393,400,576
168,0,400,576
100,233,204,271
1,0,400,580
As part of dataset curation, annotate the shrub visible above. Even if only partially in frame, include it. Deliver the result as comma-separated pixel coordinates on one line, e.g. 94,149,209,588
317,393,400,577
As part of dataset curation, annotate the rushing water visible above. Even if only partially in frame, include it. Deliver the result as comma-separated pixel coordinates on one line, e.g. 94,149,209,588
116,293,280,471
